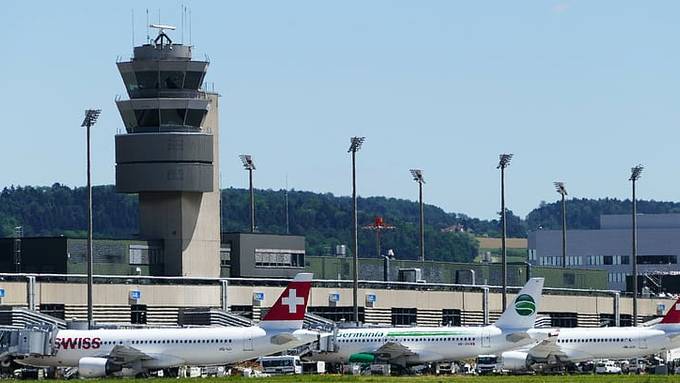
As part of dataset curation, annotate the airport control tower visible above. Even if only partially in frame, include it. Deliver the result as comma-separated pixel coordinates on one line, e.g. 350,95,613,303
115,25,220,277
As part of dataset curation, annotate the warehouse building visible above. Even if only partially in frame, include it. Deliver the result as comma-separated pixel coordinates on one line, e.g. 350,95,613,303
529,213,680,291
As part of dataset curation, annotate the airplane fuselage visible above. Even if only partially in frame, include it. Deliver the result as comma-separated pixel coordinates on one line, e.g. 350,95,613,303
316,325,532,365
19,327,317,369
526,327,674,363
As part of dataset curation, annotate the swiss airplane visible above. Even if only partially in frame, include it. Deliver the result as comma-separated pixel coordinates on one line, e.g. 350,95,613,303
17,273,317,377
501,297,680,371
312,277,545,366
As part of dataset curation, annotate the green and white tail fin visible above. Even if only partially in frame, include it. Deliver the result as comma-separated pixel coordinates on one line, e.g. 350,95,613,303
493,277,544,330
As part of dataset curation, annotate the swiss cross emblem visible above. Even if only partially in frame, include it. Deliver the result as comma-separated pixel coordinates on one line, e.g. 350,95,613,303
281,288,305,313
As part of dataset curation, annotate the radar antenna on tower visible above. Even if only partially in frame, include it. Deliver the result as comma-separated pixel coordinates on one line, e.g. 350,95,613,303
150,24,176,47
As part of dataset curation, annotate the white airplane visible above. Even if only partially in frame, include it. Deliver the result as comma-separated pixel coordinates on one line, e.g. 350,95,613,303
17,273,318,377
312,277,544,366
501,297,680,371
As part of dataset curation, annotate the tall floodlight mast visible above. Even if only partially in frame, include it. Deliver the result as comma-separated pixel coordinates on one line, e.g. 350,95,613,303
239,155,256,233
629,164,643,326
348,136,365,325
554,182,568,268
497,153,513,309
410,169,426,263
81,108,101,330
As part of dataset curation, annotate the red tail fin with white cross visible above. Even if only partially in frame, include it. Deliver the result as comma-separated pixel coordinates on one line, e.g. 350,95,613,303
660,297,680,324
259,273,312,330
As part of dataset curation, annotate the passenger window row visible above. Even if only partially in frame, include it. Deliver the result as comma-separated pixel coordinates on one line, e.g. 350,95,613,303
101,339,233,345
339,337,475,343
557,338,633,343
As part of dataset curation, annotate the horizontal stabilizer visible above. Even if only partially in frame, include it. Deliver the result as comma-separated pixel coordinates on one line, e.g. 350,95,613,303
270,333,297,345
506,332,531,343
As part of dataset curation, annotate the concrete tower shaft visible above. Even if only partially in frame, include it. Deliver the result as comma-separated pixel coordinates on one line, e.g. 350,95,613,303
114,29,220,277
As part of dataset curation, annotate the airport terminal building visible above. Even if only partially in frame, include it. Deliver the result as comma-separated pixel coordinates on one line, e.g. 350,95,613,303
528,213,680,291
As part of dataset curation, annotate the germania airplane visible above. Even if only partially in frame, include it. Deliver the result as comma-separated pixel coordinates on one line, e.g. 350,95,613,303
16,273,318,377
501,296,680,371
312,277,544,366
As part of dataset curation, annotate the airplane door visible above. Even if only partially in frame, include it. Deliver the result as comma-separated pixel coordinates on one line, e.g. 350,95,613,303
638,336,648,350
481,330,491,348
243,331,254,352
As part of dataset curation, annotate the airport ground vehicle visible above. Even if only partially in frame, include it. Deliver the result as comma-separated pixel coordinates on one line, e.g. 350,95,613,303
301,361,325,374
15,273,317,378
259,356,302,375
595,360,622,374
476,355,502,374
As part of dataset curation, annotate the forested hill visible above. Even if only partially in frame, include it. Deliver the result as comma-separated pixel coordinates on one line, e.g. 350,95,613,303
3,184,679,261
1,184,522,262
526,198,680,231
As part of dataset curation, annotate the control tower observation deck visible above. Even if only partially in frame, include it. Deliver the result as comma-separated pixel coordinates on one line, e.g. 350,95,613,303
115,27,220,277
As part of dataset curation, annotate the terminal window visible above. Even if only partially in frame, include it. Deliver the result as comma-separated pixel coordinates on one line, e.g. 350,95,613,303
442,309,462,326
309,306,365,323
549,312,578,327
392,308,417,326
131,304,148,324
254,249,304,268
639,255,677,265
230,305,253,319
220,246,231,267
129,245,162,265
599,313,633,327
39,304,65,320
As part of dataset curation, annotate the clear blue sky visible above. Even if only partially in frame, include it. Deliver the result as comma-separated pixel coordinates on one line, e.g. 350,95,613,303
2,1,679,219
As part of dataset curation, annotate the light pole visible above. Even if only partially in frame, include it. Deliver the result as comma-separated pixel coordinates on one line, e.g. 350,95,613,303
81,108,101,330
630,164,643,326
348,136,365,325
554,182,568,268
410,169,426,263
239,155,256,233
497,153,513,309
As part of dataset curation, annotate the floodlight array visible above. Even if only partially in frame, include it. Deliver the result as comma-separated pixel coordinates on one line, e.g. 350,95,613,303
81,109,101,127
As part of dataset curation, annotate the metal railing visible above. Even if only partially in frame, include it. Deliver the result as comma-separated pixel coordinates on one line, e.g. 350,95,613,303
0,272,631,298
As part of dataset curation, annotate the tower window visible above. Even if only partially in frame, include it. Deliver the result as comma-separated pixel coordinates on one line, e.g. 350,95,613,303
184,71,205,89
160,71,184,89
160,109,187,126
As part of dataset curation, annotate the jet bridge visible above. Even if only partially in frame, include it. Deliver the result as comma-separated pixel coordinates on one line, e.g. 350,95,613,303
0,324,58,361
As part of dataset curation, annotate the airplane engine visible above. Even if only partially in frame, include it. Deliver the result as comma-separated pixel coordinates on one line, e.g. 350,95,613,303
500,351,531,372
78,357,122,378
348,353,376,363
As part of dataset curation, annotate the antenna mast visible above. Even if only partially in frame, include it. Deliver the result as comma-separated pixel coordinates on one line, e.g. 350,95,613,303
146,9,150,43
285,175,290,234
131,9,135,46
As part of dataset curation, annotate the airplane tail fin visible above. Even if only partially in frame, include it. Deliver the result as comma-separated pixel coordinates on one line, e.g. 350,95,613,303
259,273,312,331
659,297,680,324
493,277,544,330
